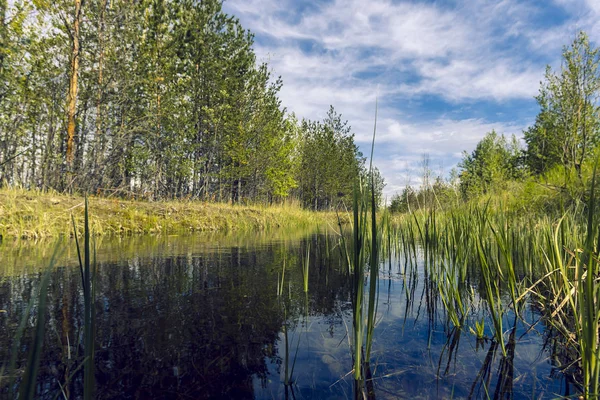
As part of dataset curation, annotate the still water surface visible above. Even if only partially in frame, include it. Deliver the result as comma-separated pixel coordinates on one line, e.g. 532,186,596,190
0,231,570,399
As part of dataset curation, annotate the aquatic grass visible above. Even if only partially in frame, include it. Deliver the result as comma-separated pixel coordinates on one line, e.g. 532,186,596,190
578,164,600,397
350,182,367,381
0,242,60,398
277,254,287,297
549,162,600,397
470,319,485,340
365,140,380,363
302,242,310,293
337,101,381,387
386,170,600,397
521,163,600,396
17,267,52,400
281,305,301,387
71,196,96,400
438,260,466,329
2,288,34,395
9,245,60,400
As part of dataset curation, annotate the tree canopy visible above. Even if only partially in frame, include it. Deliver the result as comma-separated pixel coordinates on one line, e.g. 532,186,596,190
0,0,379,209
458,131,522,198
524,31,600,175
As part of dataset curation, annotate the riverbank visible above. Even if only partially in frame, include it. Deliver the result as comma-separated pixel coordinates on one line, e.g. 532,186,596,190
0,188,343,239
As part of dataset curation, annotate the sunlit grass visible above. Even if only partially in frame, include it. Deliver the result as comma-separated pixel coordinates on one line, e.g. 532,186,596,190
387,169,600,396
0,187,344,239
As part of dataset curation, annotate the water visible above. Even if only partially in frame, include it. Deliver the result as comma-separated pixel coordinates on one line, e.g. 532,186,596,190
0,232,571,399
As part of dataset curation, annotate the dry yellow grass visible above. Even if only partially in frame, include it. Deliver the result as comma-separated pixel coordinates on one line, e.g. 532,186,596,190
0,187,345,239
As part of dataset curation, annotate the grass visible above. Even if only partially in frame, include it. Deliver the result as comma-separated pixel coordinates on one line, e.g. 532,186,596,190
4,198,98,398
337,100,381,390
0,187,344,239
536,163,600,398
6,175,598,397
386,171,600,397
72,196,96,400
2,245,60,399
16,260,52,400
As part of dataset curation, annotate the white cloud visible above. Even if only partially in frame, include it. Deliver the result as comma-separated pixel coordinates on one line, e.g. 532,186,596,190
367,117,527,198
224,0,597,198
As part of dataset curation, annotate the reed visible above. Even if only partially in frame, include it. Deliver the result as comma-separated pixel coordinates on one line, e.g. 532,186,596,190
340,101,381,386
302,242,310,293
365,153,380,363
470,318,485,340
72,196,96,400
387,170,600,397
537,163,600,397
0,242,61,399
277,255,286,297
281,305,301,386
350,182,366,381
578,165,600,396
15,256,55,400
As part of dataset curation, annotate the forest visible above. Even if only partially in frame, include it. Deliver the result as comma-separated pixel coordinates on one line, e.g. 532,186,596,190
3,1,600,216
0,0,379,210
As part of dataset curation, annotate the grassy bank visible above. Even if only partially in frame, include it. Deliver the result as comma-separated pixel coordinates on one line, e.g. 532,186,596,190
0,188,342,239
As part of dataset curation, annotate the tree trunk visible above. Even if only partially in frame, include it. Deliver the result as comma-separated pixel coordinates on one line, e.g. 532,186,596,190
92,0,107,189
0,0,7,102
66,0,82,170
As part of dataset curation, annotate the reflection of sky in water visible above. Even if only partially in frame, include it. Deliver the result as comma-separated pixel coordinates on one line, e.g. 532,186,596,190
0,234,571,399
256,253,566,399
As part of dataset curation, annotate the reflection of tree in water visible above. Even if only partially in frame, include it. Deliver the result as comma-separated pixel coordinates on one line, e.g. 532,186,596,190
92,255,281,398
0,235,351,399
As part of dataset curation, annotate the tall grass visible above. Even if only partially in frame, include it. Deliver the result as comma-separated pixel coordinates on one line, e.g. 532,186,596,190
578,165,600,396
15,255,55,400
302,243,310,293
387,165,600,397
1,245,61,398
0,186,340,239
537,163,600,397
339,101,381,388
72,196,96,400
4,200,97,399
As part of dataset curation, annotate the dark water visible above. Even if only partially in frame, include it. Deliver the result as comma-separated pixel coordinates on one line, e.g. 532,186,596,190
0,232,570,399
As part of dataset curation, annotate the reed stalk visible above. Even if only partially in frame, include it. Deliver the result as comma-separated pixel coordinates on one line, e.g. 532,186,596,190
17,259,54,400
72,196,96,400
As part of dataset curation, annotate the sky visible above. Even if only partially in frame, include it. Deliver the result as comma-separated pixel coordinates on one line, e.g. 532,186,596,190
222,0,600,199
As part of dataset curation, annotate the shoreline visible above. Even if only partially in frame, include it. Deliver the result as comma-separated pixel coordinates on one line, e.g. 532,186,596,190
0,188,345,240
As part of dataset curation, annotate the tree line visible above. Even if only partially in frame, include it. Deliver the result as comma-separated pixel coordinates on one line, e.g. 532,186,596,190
0,0,378,210
390,31,600,213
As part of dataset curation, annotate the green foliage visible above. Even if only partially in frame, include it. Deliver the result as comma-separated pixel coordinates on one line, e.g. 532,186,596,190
389,174,459,214
524,32,600,175
0,0,370,208
295,106,370,210
459,131,522,198
454,33,600,207
388,191,406,214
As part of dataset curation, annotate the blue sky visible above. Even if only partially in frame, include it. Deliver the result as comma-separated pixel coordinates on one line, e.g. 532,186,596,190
223,0,600,199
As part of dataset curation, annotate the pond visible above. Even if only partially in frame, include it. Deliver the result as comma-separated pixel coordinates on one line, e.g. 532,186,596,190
0,230,571,399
